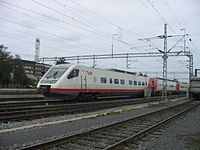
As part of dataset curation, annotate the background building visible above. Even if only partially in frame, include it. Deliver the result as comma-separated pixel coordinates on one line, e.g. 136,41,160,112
22,60,51,80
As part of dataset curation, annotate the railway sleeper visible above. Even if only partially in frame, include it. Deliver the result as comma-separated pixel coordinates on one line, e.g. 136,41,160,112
90,134,120,142
99,132,128,139
74,139,106,149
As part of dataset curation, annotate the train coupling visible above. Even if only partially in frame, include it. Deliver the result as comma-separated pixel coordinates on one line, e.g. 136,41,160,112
39,85,51,94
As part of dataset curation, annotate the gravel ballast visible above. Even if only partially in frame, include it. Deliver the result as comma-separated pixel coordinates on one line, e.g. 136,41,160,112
0,98,196,150
139,102,200,150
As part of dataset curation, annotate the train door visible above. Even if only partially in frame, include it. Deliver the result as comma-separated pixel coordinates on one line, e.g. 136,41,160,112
81,71,87,89
176,82,180,93
148,78,158,96
152,80,155,93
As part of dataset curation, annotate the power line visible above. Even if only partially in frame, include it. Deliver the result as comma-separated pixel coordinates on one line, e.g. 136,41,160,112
138,0,162,20
146,0,167,23
139,0,185,47
31,0,106,36
0,1,106,37
0,17,105,51
0,17,72,41
0,33,75,54
140,0,179,35
52,0,103,32
63,0,143,43
32,0,139,50
66,0,120,28
11,51,34,57
162,0,183,29
0,4,111,49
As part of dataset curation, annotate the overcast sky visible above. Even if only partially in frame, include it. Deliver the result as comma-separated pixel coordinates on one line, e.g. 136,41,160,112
0,0,200,81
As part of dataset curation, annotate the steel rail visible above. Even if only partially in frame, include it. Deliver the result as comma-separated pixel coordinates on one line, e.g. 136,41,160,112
103,101,200,150
0,95,183,122
18,100,198,150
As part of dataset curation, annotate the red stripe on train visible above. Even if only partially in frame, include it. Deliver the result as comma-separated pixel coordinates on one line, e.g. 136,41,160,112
50,88,187,92
50,88,144,92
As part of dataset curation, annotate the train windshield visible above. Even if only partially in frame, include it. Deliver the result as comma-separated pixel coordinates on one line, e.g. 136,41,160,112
45,67,68,79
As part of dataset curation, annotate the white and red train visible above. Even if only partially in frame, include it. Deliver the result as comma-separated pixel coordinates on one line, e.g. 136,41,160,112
36,64,188,100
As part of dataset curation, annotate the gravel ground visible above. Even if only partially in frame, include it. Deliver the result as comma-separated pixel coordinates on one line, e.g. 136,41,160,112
0,98,191,149
139,102,200,150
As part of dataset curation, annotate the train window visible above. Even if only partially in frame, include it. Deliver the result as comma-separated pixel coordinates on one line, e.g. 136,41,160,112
46,67,68,79
145,82,147,86
142,82,145,86
100,77,107,83
114,79,119,84
129,80,132,85
138,81,141,85
110,78,112,84
67,69,79,79
120,79,125,85
134,81,137,85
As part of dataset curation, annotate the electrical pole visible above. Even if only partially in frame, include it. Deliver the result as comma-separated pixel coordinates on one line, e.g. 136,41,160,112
181,28,186,52
111,34,117,57
139,24,189,102
92,55,97,68
162,23,168,101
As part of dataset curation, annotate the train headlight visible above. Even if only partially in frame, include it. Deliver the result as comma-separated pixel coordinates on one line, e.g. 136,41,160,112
40,80,46,83
51,80,58,84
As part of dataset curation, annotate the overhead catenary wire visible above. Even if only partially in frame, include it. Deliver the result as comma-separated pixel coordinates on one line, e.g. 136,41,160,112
0,1,107,37
0,33,56,50
0,4,111,50
0,0,196,79
139,0,181,36
52,0,103,32
0,30,104,55
0,17,106,51
0,33,81,54
162,0,183,29
0,17,73,41
138,0,189,54
1,0,140,52
65,0,120,28
59,0,144,44
31,0,107,37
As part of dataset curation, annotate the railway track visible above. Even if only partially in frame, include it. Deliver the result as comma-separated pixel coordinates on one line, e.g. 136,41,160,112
0,95,184,122
19,100,200,150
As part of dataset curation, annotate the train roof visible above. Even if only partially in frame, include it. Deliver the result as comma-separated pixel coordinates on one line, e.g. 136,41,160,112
106,69,137,75
155,77,188,84
190,77,200,81
156,77,178,82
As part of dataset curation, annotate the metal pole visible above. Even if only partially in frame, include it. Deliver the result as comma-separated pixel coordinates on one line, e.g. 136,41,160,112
112,36,114,57
162,23,168,101
126,53,130,69
92,55,96,68
112,34,117,57
77,55,80,64
189,54,193,78
181,28,186,52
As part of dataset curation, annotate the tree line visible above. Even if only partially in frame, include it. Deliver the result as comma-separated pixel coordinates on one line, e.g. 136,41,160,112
0,45,31,87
